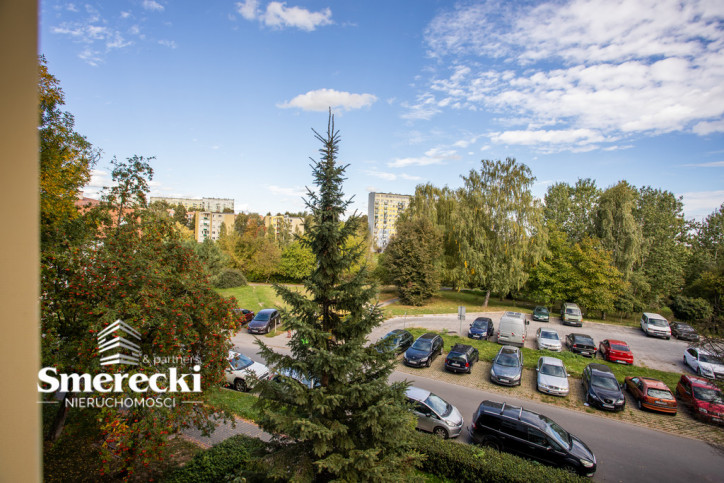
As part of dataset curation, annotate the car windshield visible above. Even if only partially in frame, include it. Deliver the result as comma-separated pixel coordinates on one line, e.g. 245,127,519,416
649,318,668,327
591,375,620,391
611,344,630,352
541,415,571,449
424,394,452,417
496,353,520,367
541,364,566,378
541,331,559,340
693,387,724,403
411,340,432,351
536,307,548,314
678,324,694,331
472,319,489,328
647,388,673,399
566,308,581,316
699,353,723,364
253,312,271,321
229,353,253,371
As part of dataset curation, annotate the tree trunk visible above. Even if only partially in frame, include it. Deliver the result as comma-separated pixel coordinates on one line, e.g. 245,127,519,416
483,290,490,308
46,393,70,442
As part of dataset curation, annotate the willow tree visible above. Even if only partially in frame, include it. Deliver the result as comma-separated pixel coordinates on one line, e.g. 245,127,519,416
254,113,419,481
452,158,546,306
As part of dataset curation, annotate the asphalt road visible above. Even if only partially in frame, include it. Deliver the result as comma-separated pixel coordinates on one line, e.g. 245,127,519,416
230,334,724,482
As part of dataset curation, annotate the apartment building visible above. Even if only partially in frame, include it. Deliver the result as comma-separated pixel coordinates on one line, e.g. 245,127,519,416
194,212,236,242
264,214,306,240
150,196,234,213
367,192,411,250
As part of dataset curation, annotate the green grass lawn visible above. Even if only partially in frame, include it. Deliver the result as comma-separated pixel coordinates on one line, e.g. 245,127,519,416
382,289,536,318
405,328,682,389
215,283,304,311
204,386,263,421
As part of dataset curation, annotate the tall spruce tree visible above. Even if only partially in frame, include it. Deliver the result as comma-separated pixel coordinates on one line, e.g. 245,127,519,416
254,113,420,481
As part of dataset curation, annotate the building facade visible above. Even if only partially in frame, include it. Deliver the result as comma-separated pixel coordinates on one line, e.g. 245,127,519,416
367,192,411,250
194,212,236,242
150,197,234,213
264,214,306,240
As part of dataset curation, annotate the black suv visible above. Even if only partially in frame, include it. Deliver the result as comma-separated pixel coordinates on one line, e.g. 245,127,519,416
403,333,443,367
470,400,597,477
582,363,625,411
376,329,414,354
445,343,479,373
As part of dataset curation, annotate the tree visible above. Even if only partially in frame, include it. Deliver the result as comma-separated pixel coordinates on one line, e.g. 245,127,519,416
103,155,154,225
192,238,231,276
279,240,315,282
543,178,599,243
595,181,642,280
383,217,442,305
453,159,546,306
39,55,99,246
253,113,420,481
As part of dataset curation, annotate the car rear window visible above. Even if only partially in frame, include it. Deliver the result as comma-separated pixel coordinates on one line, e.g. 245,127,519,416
647,388,673,399
447,354,466,363
611,344,630,351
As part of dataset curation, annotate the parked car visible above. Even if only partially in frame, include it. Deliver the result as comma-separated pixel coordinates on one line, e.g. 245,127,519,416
247,308,281,335
470,400,597,477
669,321,700,342
403,333,444,368
376,329,414,354
624,376,677,414
536,327,562,352
683,347,724,380
532,306,550,322
445,343,479,374
582,363,625,412
233,308,255,327
561,302,583,326
640,312,671,339
496,311,529,347
468,317,495,340
536,356,570,396
490,346,523,386
406,386,464,439
269,367,320,389
565,333,597,357
599,339,634,365
676,374,724,425
225,351,269,392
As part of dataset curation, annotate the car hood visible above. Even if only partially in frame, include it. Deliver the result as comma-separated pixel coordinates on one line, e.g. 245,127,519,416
538,373,569,389
405,348,432,360
700,362,724,373
698,400,724,414
539,339,561,348
492,363,521,378
590,385,623,401
248,319,269,328
444,405,463,426
569,434,596,463
230,361,269,380
469,327,486,334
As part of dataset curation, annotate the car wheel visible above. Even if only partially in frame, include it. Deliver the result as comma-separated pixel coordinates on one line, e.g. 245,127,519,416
696,366,701,376
433,426,449,439
637,399,643,410
482,436,502,451
426,359,431,368
233,378,247,392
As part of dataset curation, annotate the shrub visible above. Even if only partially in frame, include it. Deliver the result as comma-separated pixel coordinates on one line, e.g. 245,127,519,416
410,432,585,483
213,269,248,289
671,295,713,322
164,435,267,483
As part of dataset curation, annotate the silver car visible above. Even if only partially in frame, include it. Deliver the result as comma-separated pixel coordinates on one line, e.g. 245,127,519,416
536,356,570,396
536,327,562,352
405,386,464,439
490,346,523,386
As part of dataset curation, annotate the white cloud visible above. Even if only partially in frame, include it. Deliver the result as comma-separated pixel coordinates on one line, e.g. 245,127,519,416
235,1,332,31
388,157,444,168
678,190,724,220
424,147,460,160
490,128,606,146
158,39,177,49
142,0,164,12
683,161,724,167
420,0,724,151
278,88,377,111
364,170,423,181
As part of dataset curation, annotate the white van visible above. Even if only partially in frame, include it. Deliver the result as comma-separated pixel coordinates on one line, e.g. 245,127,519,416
640,312,671,340
496,311,529,347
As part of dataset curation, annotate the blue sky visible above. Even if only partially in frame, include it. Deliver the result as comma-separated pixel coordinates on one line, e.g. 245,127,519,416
40,0,724,220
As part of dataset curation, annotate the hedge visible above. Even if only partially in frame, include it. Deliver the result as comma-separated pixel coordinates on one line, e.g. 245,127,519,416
213,269,248,289
411,432,586,483
164,435,267,483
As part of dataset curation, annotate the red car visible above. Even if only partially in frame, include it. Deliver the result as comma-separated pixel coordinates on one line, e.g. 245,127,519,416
624,376,677,414
676,374,724,425
599,339,634,365
233,308,255,327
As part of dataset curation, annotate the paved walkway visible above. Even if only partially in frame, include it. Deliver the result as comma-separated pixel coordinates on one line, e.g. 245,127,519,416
182,415,272,448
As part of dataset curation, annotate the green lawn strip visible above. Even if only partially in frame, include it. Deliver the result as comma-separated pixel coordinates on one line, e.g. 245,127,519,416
203,386,263,422
383,290,529,318
405,328,681,390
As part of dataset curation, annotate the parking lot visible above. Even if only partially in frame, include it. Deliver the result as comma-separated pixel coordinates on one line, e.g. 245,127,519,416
370,311,695,374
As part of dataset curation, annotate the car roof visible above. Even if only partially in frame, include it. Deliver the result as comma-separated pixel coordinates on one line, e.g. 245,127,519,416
638,377,669,390
503,311,525,318
499,345,520,354
449,343,473,353
406,386,431,402
419,332,438,340
643,312,666,319
682,374,721,389
539,356,564,366
387,329,408,336
473,317,492,322
257,308,276,314
571,333,593,338
606,339,628,345
588,363,614,375
478,400,548,432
